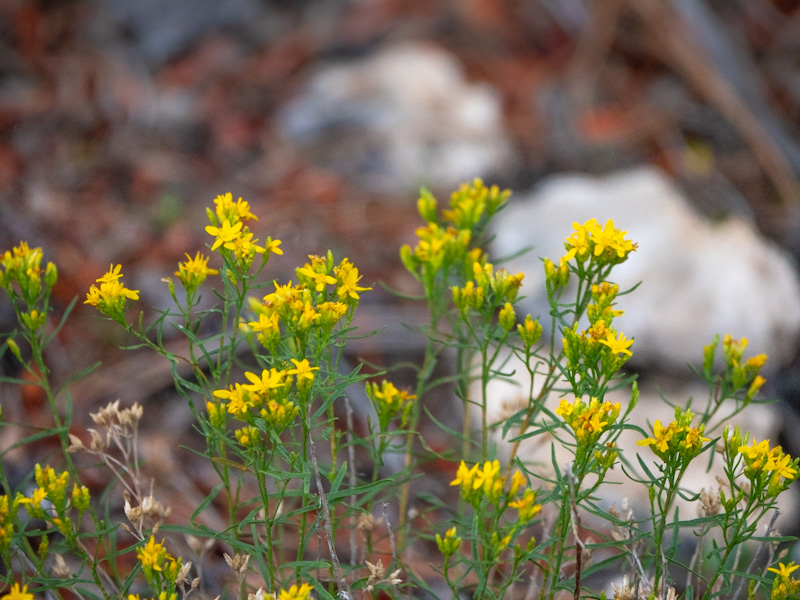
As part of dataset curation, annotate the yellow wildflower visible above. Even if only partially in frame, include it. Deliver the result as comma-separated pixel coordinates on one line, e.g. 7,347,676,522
260,398,300,431
228,230,266,265
213,383,254,418
294,301,320,331
334,258,371,302
738,438,799,494
638,420,676,455
288,358,319,394
498,302,516,331
563,220,593,263
367,380,416,429
769,562,800,579
136,536,170,574
518,314,543,348
264,237,283,256
297,255,336,292
558,397,620,446
278,583,313,600
436,526,462,557
85,265,139,319
563,218,636,265
768,450,798,480
451,461,476,489
1,583,34,600
639,408,709,462
248,312,281,348
509,488,542,522
598,330,633,356
317,300,348,329
175,252,218,291
472,460,500,491
205,219,243,251
244,368,288,400
213,192,257,223
235,426,260,448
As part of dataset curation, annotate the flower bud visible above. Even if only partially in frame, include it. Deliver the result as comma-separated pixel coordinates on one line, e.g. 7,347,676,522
499,302,516,332
205,206,218,226
518,315,543,348
417,188,438,223
45,261,58,288
702,335,718,376
399,244,418,274
72,483,91,513
7,339,22,362
746,375,766,402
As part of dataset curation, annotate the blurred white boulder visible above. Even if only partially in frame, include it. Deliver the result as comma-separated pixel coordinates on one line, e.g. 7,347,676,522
279,42,513,193
491,167,800,372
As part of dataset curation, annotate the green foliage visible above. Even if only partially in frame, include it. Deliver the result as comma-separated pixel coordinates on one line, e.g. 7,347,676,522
0,182,796,600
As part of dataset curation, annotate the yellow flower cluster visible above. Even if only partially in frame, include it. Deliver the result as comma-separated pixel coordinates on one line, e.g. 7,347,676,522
204,193,282,269
0,583,34,600
441,179,510,231
563,218,637,267
136,536,182,584
235,425,260,448
551,223,635,379
517,314,543,349
508,488,542,523
174,251,218,293
563,318,633,375
0,495,14,552
769,562,800,600
212,361,318,434
737,436,798,497
278,583,313,600
435,526,462,558
0,241,56,305
587,282,624,326
402,221,474,275
556,396,621,449
450,461,542,519
446,465,540,560
15,464,90,536
638,407,710,463
247,253,370,350
451,261,524,319
296,254,371,304
366,379,416,430
451,459,504,506
722,335,768,400
543,256,570,288
85,264,140,321
401,179,510,283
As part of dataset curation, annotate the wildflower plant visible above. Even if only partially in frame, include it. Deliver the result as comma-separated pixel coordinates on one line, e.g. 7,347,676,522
0,182,796,600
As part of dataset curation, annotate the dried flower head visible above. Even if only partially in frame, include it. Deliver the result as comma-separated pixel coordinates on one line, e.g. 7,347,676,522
52,554,72,579
356,512,375,533
698,487,721,517
224,552,250,577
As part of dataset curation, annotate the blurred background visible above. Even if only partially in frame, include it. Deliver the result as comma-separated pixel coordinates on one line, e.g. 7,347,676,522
3,0,800,582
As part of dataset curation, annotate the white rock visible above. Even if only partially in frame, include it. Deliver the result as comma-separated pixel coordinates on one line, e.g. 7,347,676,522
279,42,513,193
491,167,800,371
